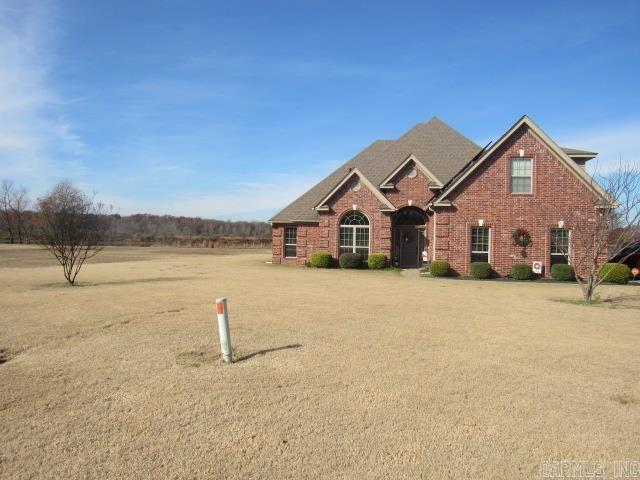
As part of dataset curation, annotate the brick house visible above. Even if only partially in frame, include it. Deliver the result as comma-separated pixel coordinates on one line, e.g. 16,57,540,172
270,116,607,277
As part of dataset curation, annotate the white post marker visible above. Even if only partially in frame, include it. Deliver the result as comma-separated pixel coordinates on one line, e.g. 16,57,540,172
215,297,233,363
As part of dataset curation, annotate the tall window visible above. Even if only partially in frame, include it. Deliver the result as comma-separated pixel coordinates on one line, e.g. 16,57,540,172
471,227,490,263
284,227,297,258
340,211,370,259
550,228,570,266
510,158,532,194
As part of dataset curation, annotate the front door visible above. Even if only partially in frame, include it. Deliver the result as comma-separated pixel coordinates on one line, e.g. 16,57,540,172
399,228,420,268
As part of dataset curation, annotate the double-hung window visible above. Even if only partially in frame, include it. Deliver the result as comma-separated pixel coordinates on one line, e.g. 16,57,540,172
510,158,532,194
471,227,490,263
284,227,297,258
550,228,570,266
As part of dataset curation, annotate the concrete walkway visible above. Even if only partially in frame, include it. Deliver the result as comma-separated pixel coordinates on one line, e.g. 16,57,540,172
399,268,421,278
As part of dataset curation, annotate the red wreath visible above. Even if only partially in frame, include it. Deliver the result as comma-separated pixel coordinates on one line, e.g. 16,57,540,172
512,228,531,247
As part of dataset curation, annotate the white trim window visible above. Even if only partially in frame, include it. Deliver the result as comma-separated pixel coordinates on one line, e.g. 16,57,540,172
550,228,570,266
471,226,490,263
339,211,370,259
510,157,532,194
284,226,297,258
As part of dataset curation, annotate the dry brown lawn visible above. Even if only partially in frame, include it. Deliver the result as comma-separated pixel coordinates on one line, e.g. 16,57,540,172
1,245,639,479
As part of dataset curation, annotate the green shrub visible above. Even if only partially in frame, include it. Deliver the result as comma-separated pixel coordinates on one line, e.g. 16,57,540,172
470,262,492,279
310,251,333,268
339,252,363,269
550,264,575,281
429,261,450,277
367,253,387,270
511,263,532,280
598,263,630,284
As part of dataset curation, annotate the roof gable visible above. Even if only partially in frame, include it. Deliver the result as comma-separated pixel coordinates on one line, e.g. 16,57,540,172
314,168,396,212
379,154,444,189
432,116,609,205
269,140,393,223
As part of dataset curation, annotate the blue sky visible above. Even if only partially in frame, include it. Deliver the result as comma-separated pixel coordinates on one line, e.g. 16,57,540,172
1,0,639,220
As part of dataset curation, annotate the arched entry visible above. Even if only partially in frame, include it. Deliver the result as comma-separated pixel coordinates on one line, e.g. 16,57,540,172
393,207,427,268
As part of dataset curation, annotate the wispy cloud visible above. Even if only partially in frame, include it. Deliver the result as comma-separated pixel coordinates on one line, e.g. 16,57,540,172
96,173,318,221
0,0,85,188
149,162,194,174
559,120,640,173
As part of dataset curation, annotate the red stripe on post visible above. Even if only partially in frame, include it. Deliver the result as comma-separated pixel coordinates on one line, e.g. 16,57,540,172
216,302,224,315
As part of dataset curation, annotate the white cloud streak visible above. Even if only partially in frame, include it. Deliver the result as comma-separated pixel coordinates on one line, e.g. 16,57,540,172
0,0,85,188
559,120,640,173
97,174,318,221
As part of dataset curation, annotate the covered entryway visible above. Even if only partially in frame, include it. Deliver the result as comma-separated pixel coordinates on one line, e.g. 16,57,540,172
392,207,427,268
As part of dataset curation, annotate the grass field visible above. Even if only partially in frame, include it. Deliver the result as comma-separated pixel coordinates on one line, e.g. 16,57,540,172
1,245,639,479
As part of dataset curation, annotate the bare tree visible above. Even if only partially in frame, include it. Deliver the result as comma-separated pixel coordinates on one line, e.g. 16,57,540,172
0,180,32,244
1,179,17,243
562,160,640,301
35,181,110,285
11,184,30,244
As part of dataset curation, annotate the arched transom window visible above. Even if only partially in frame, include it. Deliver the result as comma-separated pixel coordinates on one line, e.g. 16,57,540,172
339,211,370,259
394,208,426,226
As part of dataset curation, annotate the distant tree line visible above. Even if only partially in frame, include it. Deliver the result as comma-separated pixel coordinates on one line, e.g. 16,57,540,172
0,178,271,248
108,213,271,244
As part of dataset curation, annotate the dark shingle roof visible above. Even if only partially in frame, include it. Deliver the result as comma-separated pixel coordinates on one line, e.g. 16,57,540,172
389,117,482,182
269,117,482,223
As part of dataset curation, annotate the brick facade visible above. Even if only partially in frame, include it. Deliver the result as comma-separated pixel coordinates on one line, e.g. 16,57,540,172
384,163,437,210
272,166,432,266
437,125,600,277
271,223,321,265
272,124,601,276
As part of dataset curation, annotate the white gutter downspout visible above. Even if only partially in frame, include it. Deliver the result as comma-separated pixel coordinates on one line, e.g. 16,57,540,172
432,209,437,261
